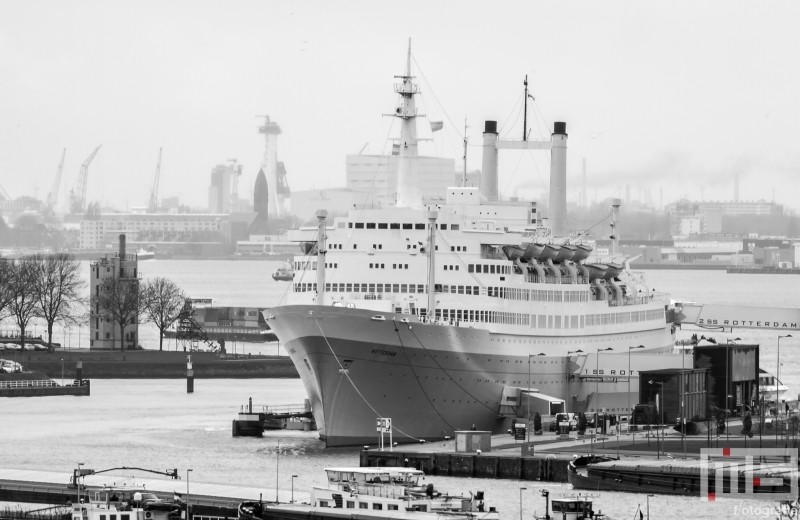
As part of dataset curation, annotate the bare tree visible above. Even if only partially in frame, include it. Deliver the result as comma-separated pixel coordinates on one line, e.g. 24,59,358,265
142,277,187,351
0,257,15,320
35,253,86,350
8,256,40,351
93,275,142,352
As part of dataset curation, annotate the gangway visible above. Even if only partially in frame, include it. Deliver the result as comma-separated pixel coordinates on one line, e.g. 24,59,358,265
675,302,800,332
232,400,315,437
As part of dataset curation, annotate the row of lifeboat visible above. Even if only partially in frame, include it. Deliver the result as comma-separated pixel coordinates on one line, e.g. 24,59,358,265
502,243,624,281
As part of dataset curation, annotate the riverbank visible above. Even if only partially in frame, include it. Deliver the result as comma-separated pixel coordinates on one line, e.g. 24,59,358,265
6,350,299,379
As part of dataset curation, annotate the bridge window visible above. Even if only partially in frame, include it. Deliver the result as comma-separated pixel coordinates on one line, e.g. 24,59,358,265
415,224,425,230
451,224,460,230
366,223,376,229
359,503,369,509
347,501,355,508
378,223,388,229
403,223,413,229
355,223,364,229
440,224,448,230
373,503,383,510
390,223,400,229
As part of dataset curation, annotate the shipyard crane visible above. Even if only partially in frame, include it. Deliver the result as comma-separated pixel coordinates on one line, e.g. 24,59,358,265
69,145,102,214
146,148,162,213
44,149,66,213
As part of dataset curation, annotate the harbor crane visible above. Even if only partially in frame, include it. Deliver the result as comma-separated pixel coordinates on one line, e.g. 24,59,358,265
43,149,66,213
146,148,162,213
69,145,102,214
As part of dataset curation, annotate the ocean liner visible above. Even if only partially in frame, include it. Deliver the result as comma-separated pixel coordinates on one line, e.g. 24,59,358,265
266,43,678,446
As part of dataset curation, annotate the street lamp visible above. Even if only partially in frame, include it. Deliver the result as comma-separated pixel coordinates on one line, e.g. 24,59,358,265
646,494,655,520
628,346,645,436
649,380,664,459
519,487,527,520
291,475,297,504
61,358,64,386
566,350,584,415
778,334,793,446
76,462,84,505
726,395,733,441
186,469,193,520
593,347,613,454
527,353,545,442
725,337,741,438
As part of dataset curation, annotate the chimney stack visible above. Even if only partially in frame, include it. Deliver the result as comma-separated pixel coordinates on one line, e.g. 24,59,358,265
480,121,499,201
119,234,126,258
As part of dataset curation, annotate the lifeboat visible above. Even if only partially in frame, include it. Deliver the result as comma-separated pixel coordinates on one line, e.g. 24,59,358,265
553,244,577,262
603,262,624,279
520,242,545,261
502,245,525,261
571,244,593,262
538,244,561,261
584,263,608,281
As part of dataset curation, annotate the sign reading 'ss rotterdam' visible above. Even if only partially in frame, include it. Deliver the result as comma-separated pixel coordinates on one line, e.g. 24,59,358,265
676,303,800,331
700,448,799,501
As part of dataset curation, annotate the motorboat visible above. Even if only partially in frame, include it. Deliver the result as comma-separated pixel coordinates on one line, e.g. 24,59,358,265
272,263,295,282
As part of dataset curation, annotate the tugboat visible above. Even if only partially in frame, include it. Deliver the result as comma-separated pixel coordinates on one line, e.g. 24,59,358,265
271,262,294,281
238,467,499,519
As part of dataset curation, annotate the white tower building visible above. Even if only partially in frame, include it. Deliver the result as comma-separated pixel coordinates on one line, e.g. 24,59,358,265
258,116,283,217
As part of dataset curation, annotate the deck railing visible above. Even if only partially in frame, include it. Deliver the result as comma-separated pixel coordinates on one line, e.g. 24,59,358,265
0,379,85,389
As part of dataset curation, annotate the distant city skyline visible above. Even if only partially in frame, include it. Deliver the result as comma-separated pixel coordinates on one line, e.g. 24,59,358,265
2,1,799,214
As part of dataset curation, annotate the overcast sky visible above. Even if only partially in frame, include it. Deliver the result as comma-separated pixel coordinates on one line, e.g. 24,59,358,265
2,1,799,213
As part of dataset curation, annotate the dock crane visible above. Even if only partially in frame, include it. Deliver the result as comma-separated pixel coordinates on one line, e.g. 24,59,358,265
69,145,102,214
147,148,162,213
44,149,66,213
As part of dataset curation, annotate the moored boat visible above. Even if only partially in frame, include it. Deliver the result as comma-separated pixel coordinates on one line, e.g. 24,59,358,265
238,467,498,520
272,263,294,281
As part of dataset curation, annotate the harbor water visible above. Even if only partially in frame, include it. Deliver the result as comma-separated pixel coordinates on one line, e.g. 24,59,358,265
3,260,799,519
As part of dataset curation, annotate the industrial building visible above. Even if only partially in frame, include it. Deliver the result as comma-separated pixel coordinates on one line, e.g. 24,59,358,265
89,235,139,350
208,162,248,213
667,200,779,236
78,213,225,249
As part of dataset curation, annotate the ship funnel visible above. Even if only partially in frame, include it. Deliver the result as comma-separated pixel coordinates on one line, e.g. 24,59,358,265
480,121,499,201
548,122,568,237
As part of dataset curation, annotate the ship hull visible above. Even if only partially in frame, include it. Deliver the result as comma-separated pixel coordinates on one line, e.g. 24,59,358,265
267,305,676,447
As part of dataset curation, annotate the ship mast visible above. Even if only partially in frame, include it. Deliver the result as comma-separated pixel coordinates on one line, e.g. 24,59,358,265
462,119,468,186
523,75,528,141
426,210,438,320
392,39,422,207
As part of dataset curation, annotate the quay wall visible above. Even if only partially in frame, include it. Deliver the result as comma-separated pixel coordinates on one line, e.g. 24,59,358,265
4,351,299,379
